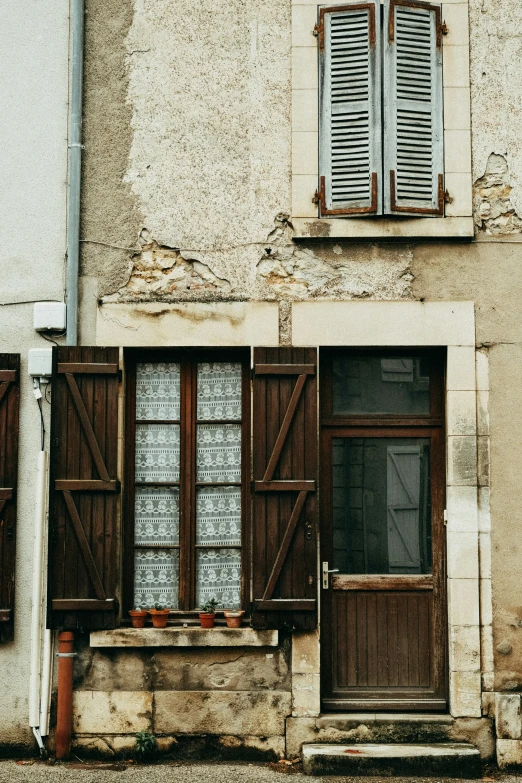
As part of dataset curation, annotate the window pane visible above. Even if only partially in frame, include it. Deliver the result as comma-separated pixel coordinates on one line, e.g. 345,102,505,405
196,487,241,546
135,423,180,482
196,549,241,609
136,362,180,420
196,424,241,483
134,549,179,609
333,355,430,415
332,437,432,574
197,362,242,421
135,487,179,546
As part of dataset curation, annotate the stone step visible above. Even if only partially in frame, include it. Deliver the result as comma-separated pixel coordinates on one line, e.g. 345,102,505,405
301,742,481,777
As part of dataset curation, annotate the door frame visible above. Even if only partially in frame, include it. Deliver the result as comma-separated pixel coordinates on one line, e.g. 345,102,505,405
319,349,447,711
289,301,484,721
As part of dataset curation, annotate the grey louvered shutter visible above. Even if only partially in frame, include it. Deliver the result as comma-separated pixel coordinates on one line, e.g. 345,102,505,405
318,1,382,216
384,0,444,216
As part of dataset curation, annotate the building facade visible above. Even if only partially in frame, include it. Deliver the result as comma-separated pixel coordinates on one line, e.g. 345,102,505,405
2,0,522,768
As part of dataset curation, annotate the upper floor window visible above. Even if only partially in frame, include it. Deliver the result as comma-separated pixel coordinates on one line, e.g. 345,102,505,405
317,0,444,217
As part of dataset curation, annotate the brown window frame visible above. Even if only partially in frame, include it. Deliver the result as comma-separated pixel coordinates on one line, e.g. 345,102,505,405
123,348,251,620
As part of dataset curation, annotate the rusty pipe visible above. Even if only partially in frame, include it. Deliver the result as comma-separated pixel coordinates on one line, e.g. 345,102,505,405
55,631,75,760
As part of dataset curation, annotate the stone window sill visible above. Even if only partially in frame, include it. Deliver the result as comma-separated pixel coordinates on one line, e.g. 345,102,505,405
291,216,474,240
90,627,278,648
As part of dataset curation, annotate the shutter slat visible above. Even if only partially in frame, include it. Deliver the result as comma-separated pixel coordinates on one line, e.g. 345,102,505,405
319,0,382,216
0,355,19,644
384,0,444,215
252,348,318,631
48,347,121,631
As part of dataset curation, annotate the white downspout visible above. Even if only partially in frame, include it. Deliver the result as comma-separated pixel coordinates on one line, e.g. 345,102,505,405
29,450,49,756
39,629,54,737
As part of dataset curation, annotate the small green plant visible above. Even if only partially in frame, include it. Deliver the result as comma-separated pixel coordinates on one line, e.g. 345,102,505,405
200,597,219,614
153,602,166,611
135,731,157,759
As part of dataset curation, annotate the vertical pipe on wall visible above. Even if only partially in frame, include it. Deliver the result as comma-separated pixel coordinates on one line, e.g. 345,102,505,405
29,451,49,730
39,629,54,736
55,632,75,760
66,0,85,346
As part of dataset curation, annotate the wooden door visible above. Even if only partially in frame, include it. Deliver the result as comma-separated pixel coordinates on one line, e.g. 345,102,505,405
320,350,447,711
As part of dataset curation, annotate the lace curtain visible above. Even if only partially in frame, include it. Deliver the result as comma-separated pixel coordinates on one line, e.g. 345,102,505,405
136,362,181,420
135,487,179,546
133,361,242,610
197,362,242,420
135,423,180,482
195,549,241,609
134,549,179,609
196,487,241,546
196,424,241,483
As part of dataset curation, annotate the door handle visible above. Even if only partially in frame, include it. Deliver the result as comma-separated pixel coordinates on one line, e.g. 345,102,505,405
322,561,339,589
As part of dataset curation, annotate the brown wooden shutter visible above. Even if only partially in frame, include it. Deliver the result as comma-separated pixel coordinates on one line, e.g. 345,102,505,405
48,347,121,630
252,348,318,631
0,355,20,642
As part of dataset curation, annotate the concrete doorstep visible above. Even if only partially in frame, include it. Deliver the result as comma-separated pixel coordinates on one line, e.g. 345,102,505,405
301,742,481,777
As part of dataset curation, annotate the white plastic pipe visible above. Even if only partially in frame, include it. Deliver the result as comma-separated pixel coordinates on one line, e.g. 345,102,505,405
39,629,53,736
29,450,49,729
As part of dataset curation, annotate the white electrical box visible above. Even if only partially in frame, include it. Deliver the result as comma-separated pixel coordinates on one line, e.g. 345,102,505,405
33,301,66,332
28,348,53,378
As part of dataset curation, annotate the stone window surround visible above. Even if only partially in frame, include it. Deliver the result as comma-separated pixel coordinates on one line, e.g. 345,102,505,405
290,300,489,720
291,0,474,239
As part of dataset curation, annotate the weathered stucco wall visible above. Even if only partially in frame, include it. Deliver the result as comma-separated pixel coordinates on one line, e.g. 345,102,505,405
80,0,522,740
0,0,69,752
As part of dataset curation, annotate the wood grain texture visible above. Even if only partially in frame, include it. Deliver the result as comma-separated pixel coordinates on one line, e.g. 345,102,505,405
0,355,19,643
252,348,318,631
48,347,120,631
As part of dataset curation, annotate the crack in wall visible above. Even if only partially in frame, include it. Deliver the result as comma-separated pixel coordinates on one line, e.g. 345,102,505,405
474,154,522,235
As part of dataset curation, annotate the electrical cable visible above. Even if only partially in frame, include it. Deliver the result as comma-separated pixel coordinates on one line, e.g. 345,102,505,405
37,397,45,451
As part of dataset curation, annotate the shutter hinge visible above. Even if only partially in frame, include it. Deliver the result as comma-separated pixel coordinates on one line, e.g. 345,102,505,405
444,509,448,526
441,21,449,36
312,190,320,205
313,23,323,48
444,189,453,204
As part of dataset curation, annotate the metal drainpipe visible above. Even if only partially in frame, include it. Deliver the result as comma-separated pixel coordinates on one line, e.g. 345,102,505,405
66,0,85,346
55,632,76,759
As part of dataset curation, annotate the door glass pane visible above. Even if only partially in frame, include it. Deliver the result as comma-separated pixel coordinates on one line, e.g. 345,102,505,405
195,549,241,609
332,437,431,574
333,355,430,415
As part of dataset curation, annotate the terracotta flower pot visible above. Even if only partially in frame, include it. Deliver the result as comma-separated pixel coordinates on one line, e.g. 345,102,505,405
224,610,244,628
199,612,215,629
148,608,170,628
129,610,148,628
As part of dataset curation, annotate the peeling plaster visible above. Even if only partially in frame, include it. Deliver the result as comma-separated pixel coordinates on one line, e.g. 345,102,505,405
474,154,522,234
110,229,232,299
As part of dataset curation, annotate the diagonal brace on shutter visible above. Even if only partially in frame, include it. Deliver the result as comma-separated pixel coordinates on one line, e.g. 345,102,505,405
63,373,111,482
62,490,107,600
263,374,308,482
261,490,309,601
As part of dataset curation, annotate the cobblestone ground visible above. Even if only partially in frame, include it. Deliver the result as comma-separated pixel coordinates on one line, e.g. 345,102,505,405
0,761,514,783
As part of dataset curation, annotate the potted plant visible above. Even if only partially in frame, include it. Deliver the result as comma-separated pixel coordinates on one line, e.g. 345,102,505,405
223,609,244,628
129,607,148,628
199,598,218,628
148,603,170,628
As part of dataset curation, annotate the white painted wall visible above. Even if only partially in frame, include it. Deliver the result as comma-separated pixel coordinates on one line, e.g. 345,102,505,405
0,0,69,751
